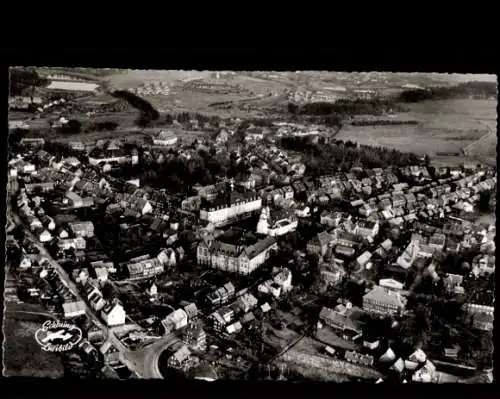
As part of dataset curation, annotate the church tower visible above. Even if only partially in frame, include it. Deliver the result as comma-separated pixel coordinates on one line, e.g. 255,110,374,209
256,207,270,235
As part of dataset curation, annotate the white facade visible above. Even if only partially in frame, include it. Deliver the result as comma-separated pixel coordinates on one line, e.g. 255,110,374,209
200,197,262,226
101,303,126,327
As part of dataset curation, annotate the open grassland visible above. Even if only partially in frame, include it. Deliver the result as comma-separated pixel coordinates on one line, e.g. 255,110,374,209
3,317,65,378
337,99,497,166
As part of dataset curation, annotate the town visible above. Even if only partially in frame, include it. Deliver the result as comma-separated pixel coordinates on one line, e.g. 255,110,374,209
4,68,496,383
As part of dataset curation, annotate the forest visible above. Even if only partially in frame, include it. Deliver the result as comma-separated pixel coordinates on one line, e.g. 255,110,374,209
278,136,421,174
9,68,49,96
398,81,497,103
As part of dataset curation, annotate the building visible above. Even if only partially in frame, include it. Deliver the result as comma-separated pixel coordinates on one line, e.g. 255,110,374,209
273,268,293,293
68,221,95,238
153,130,178,146
184,325,207,351
472,313,494,331
307,231,334,257
127,257,164,279
183,302,199,321
362,285,406,315
101,302,126,327
318,305,362,340
199,191,262,226
379,278,404,291
65,191,93,208
168,345,192,369
256,207,298,237
62,300,86,319
235,293,259,313
354,220,379,240
197,236,278,275
162,309,188,333
356,251,372,269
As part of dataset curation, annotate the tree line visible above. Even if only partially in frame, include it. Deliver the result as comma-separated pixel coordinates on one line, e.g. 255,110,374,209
111,90,160,125
398,81,498,103
287,98,407,117
279,136,421,174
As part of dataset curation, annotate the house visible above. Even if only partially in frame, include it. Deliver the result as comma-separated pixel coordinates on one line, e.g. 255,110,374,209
362,285,406,315
408,348,427,364
38,229,53,243
68,221,95,238
273,268,293,293
443,274,464,293
355,220,379,240
211,307,230,329
295,204,310,218
359,202,377,217
356,251,372,269
390,358,405,373
236,293,258,313
193,364,219,382
168,345,191,369
95,267,109,283
226,321,243,335
101,302,126,327
472,313,494,331
240,312,256,327
363,338,380,350
162,309,188,333
184,324,207,351
379,278,404,291
62,300,86,319
183,303,199,321
379,347,397,363
153,130,178,146
319,261,346,285
397,242,420,269
318,305,362,340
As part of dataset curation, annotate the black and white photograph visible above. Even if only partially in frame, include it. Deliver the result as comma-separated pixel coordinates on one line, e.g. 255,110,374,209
3,67,496,384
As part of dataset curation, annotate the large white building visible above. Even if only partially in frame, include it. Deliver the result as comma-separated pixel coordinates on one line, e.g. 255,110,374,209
199,191,262,227
197,236,278,275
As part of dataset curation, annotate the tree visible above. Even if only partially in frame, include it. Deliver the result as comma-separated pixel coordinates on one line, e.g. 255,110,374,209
61,119,82,134
478,190,491,212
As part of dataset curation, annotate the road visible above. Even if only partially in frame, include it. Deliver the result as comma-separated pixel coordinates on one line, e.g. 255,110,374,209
11,210,177,378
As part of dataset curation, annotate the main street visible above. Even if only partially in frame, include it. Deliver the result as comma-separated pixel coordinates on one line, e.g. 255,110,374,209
11,210,177,379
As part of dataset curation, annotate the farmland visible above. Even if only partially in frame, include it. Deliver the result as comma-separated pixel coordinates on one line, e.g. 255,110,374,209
337,99,497,167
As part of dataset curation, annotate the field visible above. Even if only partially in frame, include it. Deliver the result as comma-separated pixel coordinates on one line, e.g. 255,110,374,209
47,81,100,92
337,99,497,166
3,316,65,378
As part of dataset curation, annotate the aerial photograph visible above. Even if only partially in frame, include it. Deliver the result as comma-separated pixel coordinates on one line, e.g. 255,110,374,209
3,67,496,383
